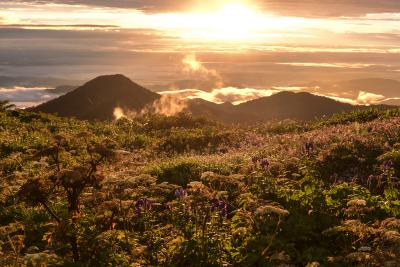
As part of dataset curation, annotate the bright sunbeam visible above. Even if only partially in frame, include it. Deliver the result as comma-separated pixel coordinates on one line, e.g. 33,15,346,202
211,2,261,40
153,1,266,41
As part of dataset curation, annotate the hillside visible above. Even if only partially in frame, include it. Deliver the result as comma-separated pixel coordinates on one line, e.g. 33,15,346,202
2,109,400,265
237,91,355,121
30,74,371,122
46,85,78,95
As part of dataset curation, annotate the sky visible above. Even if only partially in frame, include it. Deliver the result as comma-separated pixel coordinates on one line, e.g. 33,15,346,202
1,0,400,107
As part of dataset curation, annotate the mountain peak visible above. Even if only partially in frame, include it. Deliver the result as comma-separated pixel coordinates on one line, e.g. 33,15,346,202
89,74,130,81
30,74,160,120
84,74,137,87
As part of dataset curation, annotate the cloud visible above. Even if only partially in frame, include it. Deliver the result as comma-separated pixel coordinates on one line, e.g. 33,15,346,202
113,94,188,120
315,90,388,105
1,28,400,92
0,86,60,108
154,87,391,108
181,54,223,90
356,91,386,105
12,0,216,12
0,24,119,29
12,0,400,17
0,27,176,70
277,62,375,69
149,94,188,116
258,0,400,17
160,87,277,105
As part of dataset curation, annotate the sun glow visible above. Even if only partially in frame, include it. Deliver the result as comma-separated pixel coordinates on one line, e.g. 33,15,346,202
169,2,266,41
210,3,262,40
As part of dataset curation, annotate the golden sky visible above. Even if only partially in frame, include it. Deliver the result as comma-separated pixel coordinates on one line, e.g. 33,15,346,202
1,0,400,107
2,0,400,44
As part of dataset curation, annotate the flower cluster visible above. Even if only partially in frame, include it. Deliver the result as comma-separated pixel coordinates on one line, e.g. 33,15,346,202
135,198,152,216
174,188,187,198
211,199,228,218
383,159,395,170
304,141,315,155
251,156,270,171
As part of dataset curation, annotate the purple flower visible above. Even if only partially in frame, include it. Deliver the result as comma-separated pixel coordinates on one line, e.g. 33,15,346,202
260,158,269,170
304,141,315,155
135,198,152,215
383,159,395,170
211,199,228,219
211,199,219,211
251,156,260,165
219,202,228,219
175,188,187,198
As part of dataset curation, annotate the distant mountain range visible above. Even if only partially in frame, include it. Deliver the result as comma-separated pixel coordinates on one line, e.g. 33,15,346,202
30,74,390,122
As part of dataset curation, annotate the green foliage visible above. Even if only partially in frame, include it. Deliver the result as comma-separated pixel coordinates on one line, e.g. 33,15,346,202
144,157,233,186
1,109,400,266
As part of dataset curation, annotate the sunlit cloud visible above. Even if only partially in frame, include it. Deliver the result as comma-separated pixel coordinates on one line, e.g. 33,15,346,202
356,91,386,105
158,86,397,108
160,87,277,105
182,54,223,88
2,1,400,41
315,91,388,106
277,62,376,69
8,0,400,17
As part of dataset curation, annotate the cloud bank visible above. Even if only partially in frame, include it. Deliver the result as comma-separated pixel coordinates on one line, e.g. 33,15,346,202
160,87,276,105
0,86,60,108
12,0,400,17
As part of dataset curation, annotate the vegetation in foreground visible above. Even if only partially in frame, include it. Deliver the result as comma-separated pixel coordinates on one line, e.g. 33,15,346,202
1,108,400,266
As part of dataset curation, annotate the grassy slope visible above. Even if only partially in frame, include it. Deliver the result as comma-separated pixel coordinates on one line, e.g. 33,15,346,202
1,109,400,266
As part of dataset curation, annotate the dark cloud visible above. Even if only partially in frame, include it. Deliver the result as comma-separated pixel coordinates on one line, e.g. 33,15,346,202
13,0,194,11
258,0,400,17
13,0,400,17
0,24,118,28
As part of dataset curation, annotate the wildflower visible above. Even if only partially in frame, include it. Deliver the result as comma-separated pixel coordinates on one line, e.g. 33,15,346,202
251,156,260,165
256,205,290,217
220,203,228,218
211,199,228,219
211,199,219,211
383,159,395,170
347,199,367,207
135,198,152,216
175,188,187,198
304,141,315,155
260,158,269,170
